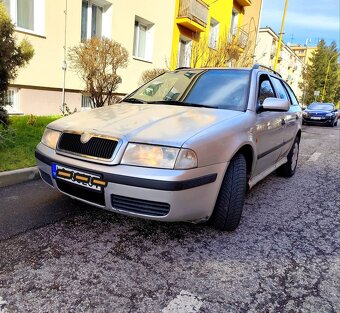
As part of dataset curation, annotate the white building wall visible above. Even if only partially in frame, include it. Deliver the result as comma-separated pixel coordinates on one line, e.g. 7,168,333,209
7,0,176,115
254,28,305,100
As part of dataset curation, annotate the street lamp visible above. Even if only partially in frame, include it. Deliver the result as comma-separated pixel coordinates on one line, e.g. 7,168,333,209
321,53,339,102
273,0,289,71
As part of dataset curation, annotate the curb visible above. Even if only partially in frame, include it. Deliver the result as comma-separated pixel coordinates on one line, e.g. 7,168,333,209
0,166,40,188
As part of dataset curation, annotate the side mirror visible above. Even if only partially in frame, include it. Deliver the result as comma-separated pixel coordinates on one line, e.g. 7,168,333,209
262,97,290,112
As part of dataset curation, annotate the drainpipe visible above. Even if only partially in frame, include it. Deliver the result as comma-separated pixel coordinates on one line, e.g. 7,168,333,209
61,0,68,114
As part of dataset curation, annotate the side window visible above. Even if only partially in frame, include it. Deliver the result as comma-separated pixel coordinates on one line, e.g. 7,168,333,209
271,77,289,100
258,75,275,105
283,82,299,106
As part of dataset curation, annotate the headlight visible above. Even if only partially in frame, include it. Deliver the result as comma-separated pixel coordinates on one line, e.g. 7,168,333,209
41,128,61,149
326,113,334,117
121,143,197,169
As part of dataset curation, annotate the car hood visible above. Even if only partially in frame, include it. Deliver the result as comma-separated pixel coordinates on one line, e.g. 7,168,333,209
48,103,243,146
305,109,332,115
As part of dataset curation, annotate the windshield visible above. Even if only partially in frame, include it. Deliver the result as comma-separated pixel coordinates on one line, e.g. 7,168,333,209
307,103,334,111
124,69,250,111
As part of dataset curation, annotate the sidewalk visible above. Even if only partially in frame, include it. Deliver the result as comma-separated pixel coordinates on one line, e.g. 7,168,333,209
0,167,39,188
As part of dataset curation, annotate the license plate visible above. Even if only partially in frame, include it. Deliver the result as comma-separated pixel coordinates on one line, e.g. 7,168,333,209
311,117,322,120
51,164,106,191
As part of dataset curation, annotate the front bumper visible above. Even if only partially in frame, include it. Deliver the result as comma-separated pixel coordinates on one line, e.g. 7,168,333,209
35,143,227,223
303,116,335,125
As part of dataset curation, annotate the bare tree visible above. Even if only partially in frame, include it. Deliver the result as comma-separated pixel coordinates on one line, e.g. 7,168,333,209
235,17,259,67
189,31,241,68
68,37,128,108
139,68,168,85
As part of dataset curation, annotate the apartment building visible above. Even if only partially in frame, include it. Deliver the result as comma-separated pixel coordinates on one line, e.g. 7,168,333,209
237,0,262,66
170,0,260,69
4,0,176,115
254,27,305,99
289,44,317,65
4,0,261,115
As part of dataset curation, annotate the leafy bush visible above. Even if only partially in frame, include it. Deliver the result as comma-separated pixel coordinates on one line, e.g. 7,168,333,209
0,2,34,126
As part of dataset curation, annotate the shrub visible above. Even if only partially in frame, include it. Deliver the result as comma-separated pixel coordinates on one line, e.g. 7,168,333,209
68,38,128,108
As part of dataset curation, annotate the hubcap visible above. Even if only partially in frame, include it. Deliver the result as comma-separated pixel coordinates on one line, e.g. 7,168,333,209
291,142,299,171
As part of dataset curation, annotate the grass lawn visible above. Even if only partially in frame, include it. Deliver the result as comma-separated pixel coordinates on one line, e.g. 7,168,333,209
0,115,60,172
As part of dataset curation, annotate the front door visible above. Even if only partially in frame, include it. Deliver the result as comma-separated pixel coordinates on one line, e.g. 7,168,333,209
253,75,286,176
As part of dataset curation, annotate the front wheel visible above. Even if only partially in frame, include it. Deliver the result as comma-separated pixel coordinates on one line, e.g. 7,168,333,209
209,154,247,231
277,137,300,177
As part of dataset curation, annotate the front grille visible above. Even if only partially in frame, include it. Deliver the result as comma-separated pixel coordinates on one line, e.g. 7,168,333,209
58,132,118,160
111,195,170,217
56,179,105,206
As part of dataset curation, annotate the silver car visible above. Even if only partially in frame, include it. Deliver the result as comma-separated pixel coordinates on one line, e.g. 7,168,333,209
36,65,302,231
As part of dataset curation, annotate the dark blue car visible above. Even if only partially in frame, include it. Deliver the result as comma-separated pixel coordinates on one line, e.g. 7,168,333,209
302,102,338,127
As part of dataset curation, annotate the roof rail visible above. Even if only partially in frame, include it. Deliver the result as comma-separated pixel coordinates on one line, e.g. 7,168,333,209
252,64,282,77
175,66,192,70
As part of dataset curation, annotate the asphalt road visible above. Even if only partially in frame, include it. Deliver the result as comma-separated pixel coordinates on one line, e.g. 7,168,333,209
0,125,339,312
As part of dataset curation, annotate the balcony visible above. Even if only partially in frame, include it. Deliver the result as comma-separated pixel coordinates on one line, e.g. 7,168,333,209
288,61,295,69
234,0,252,7
177,0,209,33
229,27,249,49
237,28,249,49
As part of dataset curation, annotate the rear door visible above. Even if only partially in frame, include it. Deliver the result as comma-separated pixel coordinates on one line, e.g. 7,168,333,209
271,77,300,158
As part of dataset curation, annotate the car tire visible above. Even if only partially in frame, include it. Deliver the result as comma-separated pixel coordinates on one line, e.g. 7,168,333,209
209,153,247,231
277,137,300,177
335,120,338,126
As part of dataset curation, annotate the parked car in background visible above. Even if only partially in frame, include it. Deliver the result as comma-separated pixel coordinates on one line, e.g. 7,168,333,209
302,102,338,127
336,108,340,119
35,65,302,231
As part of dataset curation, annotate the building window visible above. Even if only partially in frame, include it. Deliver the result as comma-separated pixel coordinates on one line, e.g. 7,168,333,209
17,0,34,30
133,17,154,61
81,0,112,41
209,18,219,49
4,0,44,34
81,95,93,110
229,9,239,41
4,88,20,114
177,37,192,68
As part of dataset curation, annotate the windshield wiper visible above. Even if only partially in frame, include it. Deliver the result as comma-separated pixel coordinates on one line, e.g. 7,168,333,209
147,100,218,109
123,98,147,104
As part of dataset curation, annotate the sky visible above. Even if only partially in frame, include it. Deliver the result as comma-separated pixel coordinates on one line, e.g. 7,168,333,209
260,0,340,47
